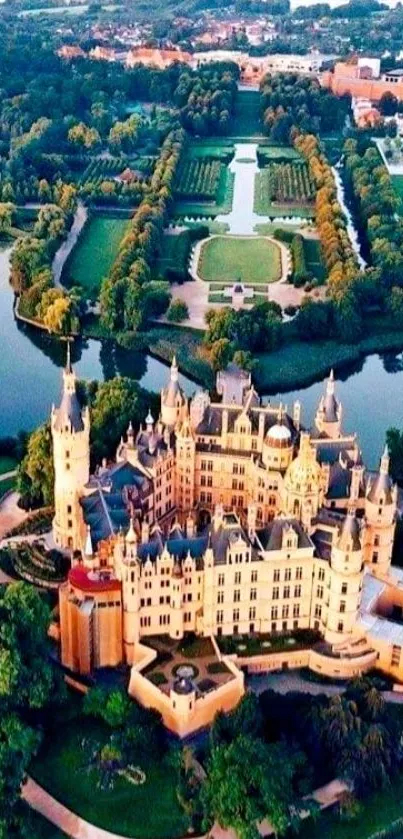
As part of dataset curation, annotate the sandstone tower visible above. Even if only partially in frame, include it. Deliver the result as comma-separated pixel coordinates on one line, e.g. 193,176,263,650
51,346,90,550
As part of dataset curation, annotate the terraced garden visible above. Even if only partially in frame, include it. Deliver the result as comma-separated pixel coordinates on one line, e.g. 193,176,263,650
197,235,282,285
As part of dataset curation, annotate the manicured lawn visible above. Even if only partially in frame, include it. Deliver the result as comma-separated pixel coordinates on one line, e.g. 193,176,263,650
295,773,403,839
392,175,403,216
198,236,282,284
0,455,17,474
63,215,129,301
30,717,189,839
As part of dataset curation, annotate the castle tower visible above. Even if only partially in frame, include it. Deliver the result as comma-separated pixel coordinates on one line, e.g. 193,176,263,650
325,509,363,645
283,432,322,525
114,518,141,663
175,402,196,513
315,370,342,439
170,559,184,640
363,446,397,578
51,345,90,551
161,356,186,427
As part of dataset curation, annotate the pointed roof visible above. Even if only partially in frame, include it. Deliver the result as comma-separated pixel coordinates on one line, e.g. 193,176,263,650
53,346,84,433
162,355,185,409
367,445,393,505
84,524,93,557
337,509,361,552
321,369,340,423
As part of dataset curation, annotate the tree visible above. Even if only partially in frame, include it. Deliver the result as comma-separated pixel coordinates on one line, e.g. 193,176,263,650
86,377,158,463
17,422,54,508
167,299,189,322
202,734,301,839
84,687,131,728
386,427,403,483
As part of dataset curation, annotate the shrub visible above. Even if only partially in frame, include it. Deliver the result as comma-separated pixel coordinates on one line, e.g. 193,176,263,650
167,299,189,322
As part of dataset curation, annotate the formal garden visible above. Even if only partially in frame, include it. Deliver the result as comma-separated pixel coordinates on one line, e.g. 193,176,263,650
254,162,316,218
173,140,235,218
197,235,283,285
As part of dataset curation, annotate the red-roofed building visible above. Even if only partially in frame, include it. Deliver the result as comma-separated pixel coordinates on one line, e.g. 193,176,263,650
126,47,192,70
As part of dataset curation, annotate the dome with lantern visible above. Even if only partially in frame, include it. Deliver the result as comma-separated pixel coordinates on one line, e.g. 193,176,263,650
284,432,321,491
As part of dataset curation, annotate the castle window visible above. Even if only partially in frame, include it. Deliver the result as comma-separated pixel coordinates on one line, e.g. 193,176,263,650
250,588,257,601
67,505,72,514
207,493,212,504
374,535,380,547
217,590,224,604
235,571,241,584
234,589,240,603
233,608,240,622
283,586,290,599
216,610,223,624
273,587,279,600
284,568,291,582
282,605,289,619
239,465,245,476
296,567,302,580
231,496,237,507
218,573,225,586
314,604,322,619
340,600,346,613
341,582,348,594
207,476,213,488
318,568,325,582
271,622,277,632
271,606,278,620
232,479,238,490
201,475,206,487
233,464,239,475
251,570,257,583
337,621,344,633
65,450,70,458
373,552,378,564
317,586,324,599
249,607,256,621
294,585,301,598
252,439,257,451
293,604,300,618
66,464,70,471
207,461,213,472
274,569,280,582
68,519,72,529
392,645,401,666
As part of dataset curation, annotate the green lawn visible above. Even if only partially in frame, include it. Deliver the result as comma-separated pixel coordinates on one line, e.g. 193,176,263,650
30,717,189,839
198,236,282,284
392,175,403,216
0,455,17,474
63,215,129,301
296,773,403,839
257,144,302,162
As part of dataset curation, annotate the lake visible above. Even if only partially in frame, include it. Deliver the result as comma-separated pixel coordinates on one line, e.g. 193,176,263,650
0,246,194,437
1,245,403,466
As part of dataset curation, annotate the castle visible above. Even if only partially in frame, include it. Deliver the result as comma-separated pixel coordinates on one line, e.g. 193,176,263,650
52,355,403,735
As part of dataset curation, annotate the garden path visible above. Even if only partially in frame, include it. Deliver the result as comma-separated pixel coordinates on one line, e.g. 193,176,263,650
0,491,28,539
52,201,88,288
247,669,403,704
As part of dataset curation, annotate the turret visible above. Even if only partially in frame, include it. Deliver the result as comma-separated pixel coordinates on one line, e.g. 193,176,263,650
363,446,397,578
121,517,140,663
283,432,321,524
161,356,186,427
170,558,184,640
315,370,342,439
51,344,90,551
262,405,293,471
325,509,363,644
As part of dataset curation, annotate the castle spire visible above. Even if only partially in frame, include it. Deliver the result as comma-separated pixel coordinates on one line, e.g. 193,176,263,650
380,445,390,475
171,355,178,382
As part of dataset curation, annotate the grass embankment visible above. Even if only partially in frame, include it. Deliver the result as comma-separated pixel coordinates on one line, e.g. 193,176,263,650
62,215,129,301
255,320,403,392
0,455,18,498
198,235,282,284
30,717,189,839
295,773,403,839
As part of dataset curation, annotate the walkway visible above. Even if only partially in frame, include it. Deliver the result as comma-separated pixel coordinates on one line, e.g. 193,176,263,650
248,669,403,704
52,201,88,287
0,491,28,539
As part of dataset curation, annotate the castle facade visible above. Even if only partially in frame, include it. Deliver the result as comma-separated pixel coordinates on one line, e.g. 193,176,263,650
52,357,403,734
